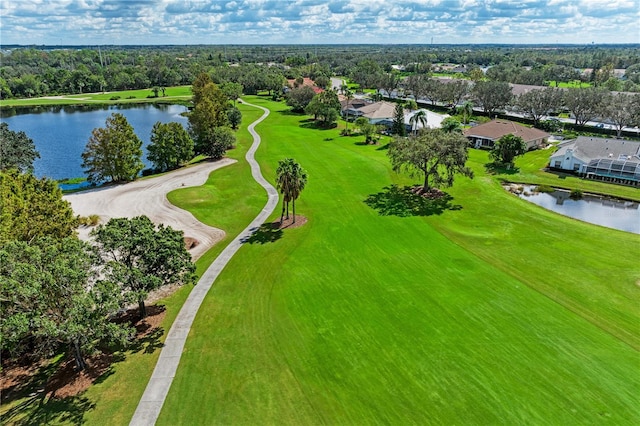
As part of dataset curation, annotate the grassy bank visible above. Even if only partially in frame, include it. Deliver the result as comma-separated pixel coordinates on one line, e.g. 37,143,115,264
158,96,639,424
0,86,192,108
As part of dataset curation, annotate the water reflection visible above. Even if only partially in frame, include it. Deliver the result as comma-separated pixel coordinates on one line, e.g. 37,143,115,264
0,104,189,181
508,185,640,234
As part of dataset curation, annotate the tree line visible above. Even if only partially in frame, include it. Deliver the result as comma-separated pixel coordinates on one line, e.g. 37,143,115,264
2,44,639,99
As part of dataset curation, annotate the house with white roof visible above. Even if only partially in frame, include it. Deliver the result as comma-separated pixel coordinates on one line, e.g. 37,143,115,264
549,136,640,186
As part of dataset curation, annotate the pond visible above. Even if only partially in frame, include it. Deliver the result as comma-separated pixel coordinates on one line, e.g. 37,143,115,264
507,184,640,234
0,104,189,187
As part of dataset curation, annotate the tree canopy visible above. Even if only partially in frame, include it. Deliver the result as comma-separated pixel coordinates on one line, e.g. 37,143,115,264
286,85,316,112
388,129,473,192
0,122,40,173
490,134,527,166
0,236,133,370
147,121,194,172
0,169,77,244
81,113,144,184
305,90,341,126
92,216,196,318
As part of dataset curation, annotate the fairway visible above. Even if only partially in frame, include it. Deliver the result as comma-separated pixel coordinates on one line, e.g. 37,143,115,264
159,97,640,424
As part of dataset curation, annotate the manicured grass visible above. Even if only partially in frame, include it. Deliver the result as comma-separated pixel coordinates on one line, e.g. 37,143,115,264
158,97,640,424
0,86,192,107
0,102,266,425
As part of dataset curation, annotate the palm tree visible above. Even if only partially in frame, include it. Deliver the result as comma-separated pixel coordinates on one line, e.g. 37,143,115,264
459,101,474,124
276,158,308,224
409,109,428,135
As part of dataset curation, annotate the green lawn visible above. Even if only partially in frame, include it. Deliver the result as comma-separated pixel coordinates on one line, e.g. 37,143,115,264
158,97,640,424
0,86,192,107
546,80,592,88
3,96,637,424
0,102,265,425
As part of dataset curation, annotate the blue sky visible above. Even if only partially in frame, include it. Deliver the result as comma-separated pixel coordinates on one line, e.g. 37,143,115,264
1,0,638,45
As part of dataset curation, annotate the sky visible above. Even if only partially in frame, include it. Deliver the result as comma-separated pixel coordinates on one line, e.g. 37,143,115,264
0,0,639,46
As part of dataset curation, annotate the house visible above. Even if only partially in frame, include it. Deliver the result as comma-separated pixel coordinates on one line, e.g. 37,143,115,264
340,98,371,119
356,101,398,124
463,120,550,150
549,137,640,186
376,109,450,132
284,77,324,94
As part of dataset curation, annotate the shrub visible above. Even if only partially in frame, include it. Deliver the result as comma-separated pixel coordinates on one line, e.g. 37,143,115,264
88,214,100,226
536,185,555,193
126,95,136,99
570,189,583,199
109,95,121,100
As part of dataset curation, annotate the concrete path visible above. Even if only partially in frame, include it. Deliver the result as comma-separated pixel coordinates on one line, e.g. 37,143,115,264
130,101,278,425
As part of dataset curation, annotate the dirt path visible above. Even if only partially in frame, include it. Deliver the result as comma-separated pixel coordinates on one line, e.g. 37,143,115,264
63,159,236,260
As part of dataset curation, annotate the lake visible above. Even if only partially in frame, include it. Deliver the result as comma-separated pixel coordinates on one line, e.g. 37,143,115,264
511,185,640,234
0,104,189,183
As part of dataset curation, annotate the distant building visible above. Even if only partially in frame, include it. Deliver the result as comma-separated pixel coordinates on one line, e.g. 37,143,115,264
549,136,640,186
463,120,550,150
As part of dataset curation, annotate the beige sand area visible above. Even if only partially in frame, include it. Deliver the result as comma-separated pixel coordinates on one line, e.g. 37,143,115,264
63,159,236,260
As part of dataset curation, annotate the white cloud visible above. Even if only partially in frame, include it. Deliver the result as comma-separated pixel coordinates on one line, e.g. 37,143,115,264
0,0,637,45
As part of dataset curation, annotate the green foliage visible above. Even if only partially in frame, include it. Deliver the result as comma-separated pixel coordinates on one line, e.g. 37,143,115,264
195,126,236,160
0,122,40,173
286,85,316,112
563,87,608,126
305,90,341,126
188,81,230,147
388,128,473,191
81,113,144,184
408,109,428,134
355,117,376,143
147,121,194,172
0,169,77,244
227,106,242,129
440,117,463,133
221,81,243,104
535,184,555,193
392,103,406,136
490,134,527,166
276,158,308,222
515,87,564,125
92,216,196,318
472,80,513,115
570,188,583,199
0,237,133,370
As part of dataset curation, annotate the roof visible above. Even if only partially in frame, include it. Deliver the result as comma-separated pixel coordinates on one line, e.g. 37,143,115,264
463,120,550,143
404,109,450,129
551,136,640,163
286,77,324,94
358,101,399,120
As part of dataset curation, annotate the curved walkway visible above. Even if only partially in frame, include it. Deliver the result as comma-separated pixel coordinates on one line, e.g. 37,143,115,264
130,101,278,425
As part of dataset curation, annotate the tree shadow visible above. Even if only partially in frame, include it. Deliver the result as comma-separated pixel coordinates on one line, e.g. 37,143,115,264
241,222,283,244
2,392,95,426
364,185,462,217
277,109,305,117
1,356,96,426
299,120,337,130
376,142,390,151
484,162,520,175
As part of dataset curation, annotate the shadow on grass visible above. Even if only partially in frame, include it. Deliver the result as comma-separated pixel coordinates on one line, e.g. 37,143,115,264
2,392,95,426
484,162,520,175
299,120,337,130
364,185,462,217
241,222,283,244
1,356,96,426
376,142,390,151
